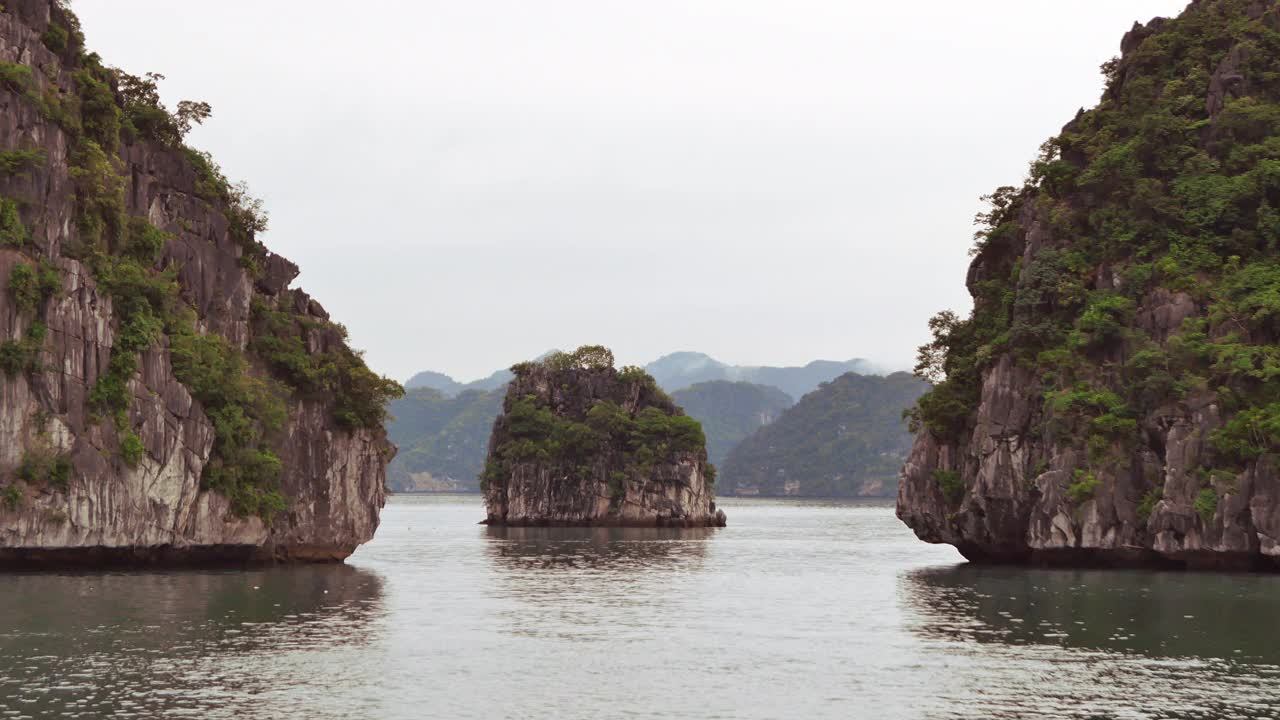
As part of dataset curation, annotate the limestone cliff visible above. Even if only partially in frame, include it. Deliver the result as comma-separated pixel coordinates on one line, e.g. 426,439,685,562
899,0,1280,570
0,0,400,566
481,347,726,527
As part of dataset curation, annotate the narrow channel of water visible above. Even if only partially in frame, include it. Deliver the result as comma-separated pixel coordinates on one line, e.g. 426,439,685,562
0,495,1276,719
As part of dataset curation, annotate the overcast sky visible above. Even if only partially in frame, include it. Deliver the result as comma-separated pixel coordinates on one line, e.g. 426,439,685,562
75,0,1186,383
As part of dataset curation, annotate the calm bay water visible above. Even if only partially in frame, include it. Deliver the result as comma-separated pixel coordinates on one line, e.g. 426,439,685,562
2,495,1279,719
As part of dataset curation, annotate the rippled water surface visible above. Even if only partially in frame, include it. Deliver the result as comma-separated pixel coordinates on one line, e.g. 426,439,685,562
3,495,1280,718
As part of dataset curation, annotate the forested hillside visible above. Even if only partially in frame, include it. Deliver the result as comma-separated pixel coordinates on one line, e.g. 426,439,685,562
724,373,928,497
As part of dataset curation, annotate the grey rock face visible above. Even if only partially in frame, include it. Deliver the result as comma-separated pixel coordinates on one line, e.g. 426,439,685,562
897,203,1273,571
896,3,1280,572
0,2,389,567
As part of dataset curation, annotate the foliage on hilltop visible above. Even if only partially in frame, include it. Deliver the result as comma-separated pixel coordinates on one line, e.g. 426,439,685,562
483,346,712,502
911,0,1280,492
0,2,402,517
726,372,929,497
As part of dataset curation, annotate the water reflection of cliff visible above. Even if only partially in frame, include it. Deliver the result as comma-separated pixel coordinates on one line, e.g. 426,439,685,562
900,564,1280,664
0,565,386,717
485,525,713,570
482,526,714,639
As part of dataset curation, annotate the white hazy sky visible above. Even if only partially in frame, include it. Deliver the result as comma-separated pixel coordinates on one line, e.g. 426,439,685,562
75,0,1187,383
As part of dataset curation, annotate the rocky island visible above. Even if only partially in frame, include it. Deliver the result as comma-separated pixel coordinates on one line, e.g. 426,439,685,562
0,0,402,566
899,0,1280,570
481,346,727,527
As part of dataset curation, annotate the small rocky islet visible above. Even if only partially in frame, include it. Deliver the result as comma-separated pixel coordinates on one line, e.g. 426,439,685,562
480,346,727,528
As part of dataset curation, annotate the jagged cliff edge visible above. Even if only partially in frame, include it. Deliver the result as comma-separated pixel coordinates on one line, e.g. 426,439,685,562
898,0,1280,571
0,0,400,566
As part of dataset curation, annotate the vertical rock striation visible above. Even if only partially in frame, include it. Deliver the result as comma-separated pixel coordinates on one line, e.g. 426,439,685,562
899,0,1280,571
0,0,398,566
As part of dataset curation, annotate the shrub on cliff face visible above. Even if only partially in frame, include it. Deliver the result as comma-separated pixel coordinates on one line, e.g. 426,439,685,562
1195,488,1220,523
1066,471,1102,504
17,447,72,491
6,261,58,315
909,0,1280,487
40,21,70,54
0,323,45,378
168,328,290,517
116,71,212,147
1,484,20,510
0,62,33,94
0,148,46,177
68,139,126,249
0,198,28,247
179,147,269,250
119,431,145,467
934,469,964,504
123,216,168,264
249,296,404,431
73,63,121,153
8,263,38,312
0,342,30,377
1137,487,1163,523
910,310,983,439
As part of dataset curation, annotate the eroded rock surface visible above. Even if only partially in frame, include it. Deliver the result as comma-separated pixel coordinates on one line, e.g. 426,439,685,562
0,1,392,566
898,0,1280,571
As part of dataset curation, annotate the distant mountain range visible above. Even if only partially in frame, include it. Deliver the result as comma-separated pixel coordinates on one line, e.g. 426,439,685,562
722,372,930,498
387,387,504,492
408,352,882,400
403,350,561,396
671,381,794,467
404,368,512,396
388,352,899,494
643,352,881,400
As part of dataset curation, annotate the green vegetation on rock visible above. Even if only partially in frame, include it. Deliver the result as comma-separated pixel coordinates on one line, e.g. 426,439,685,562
933,469,964,504
910,0,1280,501
0,197,27,247
250,296,403,432
1066,470,1102,504
17,447,72,491
7,260,58,313
1195,488,1220,523
0,61,33,94
483,346,710,497
40,20,70,54
0,2,401,519
1,484,20,510
1137,487,1164,523
0,148,45,177
0,322,45,378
